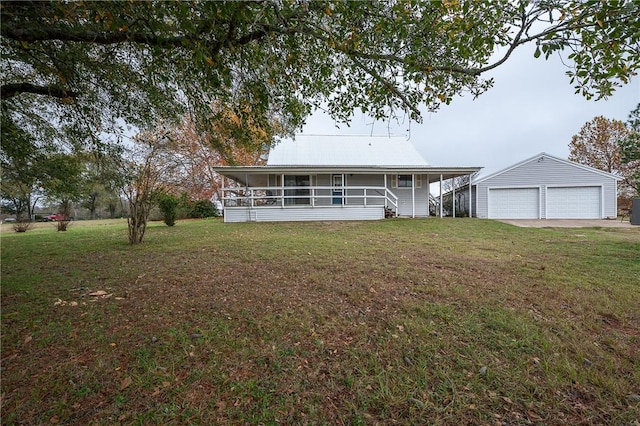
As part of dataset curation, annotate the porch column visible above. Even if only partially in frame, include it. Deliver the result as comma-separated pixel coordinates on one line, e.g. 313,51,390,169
452,179,456,218
342,174,346,206
384,174,388,208
469,174,473,218
439,174,443,218
411,173,416,218
246,174,252,207
426,174,430,217
281,174,285,207
221,175,226,207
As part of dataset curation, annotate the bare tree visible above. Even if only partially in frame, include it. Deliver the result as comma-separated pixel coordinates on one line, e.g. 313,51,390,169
120,133,178,244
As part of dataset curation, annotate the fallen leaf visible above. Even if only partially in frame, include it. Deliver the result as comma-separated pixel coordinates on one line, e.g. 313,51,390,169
24,335,32,344
162,381,171,388
501,396,513,404
120,376,133,390
528,410,543,420
89,290,107,297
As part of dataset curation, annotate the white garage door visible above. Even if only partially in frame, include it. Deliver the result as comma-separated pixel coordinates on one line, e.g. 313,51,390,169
488,188,539,219
546,186,601,219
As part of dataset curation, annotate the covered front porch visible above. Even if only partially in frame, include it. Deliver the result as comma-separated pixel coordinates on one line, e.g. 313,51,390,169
214,166,481,223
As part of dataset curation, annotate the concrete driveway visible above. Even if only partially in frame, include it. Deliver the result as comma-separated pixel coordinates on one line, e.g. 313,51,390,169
497,219,638,228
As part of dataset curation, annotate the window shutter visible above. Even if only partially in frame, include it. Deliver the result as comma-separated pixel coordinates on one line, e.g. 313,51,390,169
391,174,398,188
415,175,422,188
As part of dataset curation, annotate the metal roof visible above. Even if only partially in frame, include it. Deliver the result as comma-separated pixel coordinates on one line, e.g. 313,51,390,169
266,135,430,166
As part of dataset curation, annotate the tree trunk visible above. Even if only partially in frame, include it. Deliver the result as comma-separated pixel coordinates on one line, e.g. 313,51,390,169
127,197,149,244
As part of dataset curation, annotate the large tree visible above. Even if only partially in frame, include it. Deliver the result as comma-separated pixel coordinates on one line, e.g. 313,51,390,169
569,115,639,196
618,104,640,196
2,0,639,157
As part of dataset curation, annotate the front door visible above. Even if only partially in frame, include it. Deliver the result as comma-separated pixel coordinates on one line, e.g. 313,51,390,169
332,174,344,205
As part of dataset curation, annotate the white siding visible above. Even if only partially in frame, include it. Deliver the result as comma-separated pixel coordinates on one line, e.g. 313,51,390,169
224,206,384,223
387,174,430,217
476,155,617,219
346,174,386,206
315,174,333,206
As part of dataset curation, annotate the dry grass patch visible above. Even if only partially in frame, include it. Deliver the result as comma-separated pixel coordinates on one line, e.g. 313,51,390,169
2,218,639,424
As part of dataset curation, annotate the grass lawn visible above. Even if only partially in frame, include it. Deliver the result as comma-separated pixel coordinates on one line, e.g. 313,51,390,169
1,218,639,425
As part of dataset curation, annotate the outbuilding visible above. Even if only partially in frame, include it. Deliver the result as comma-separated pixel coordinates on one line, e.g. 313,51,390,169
471,153,621,219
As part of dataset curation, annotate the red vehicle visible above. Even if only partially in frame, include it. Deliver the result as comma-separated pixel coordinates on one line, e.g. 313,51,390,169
42,214,67,222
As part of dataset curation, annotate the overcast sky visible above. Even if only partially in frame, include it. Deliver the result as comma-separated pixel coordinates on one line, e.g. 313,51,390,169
301,44,640,177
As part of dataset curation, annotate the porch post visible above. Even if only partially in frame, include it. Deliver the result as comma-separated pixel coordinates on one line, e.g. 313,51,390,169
439,174,443,218
342,173,346,206
469,174,473,218
246,174,253,208
426,174,430,217
411,174,416,218
452,179,456,218
222,175,225,207
281,174,285,207
384,174,388,208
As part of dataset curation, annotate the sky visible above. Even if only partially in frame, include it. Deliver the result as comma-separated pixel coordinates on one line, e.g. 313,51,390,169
300,44,640,177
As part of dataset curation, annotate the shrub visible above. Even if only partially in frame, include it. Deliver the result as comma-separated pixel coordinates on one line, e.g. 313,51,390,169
158,194,179,226
12,220,32,233
188,200,217,218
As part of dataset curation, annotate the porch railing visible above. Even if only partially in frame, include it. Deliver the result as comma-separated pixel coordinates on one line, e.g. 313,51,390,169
222,185,398,214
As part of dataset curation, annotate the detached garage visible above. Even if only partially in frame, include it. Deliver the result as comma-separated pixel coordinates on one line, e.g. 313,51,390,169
473,153,620,219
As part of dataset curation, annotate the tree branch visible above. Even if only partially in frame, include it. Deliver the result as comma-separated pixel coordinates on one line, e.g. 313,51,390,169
1,24,188,47
349,56,421,119
1,83,76,100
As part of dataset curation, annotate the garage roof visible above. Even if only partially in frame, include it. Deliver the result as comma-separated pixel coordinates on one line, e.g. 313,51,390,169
473,152,622,184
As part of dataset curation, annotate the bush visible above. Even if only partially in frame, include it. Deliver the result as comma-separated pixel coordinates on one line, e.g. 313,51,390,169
158,194,179,226
188,200,217,219
12,220,32,233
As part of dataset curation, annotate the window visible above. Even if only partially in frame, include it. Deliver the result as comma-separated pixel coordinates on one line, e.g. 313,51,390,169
391,174,422,188
398,175,413,187
284,175,310,205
